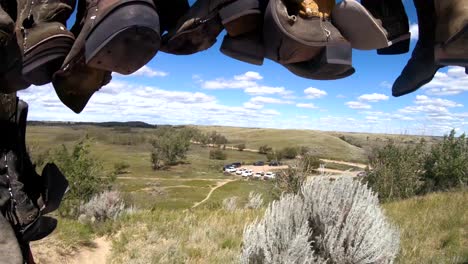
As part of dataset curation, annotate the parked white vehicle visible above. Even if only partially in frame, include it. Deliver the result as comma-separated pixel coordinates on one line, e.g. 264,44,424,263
226,167,237,173
264,172,276,179
253,172,263,179
236,168,246,175
242,169,253,177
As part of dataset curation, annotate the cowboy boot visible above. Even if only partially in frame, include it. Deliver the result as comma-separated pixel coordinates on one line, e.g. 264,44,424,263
392,0,442,97
434,0,468,67
263,0,351,65
0,99,57,245
0,5,29,93
161,0,262,55
332,0,410,53
154,0,190,34
220,32,265,65
14,0,76,85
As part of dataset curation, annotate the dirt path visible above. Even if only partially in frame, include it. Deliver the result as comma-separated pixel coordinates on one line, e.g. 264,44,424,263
192,179,237,209
318,159,367,168
117,177,220,181
68,237,111,264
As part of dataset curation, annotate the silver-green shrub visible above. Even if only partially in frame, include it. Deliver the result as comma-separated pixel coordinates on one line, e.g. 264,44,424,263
241,176,399,264
244,192,264,210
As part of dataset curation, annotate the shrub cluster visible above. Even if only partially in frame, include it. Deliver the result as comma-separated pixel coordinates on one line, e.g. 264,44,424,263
209,149,227,160
241,176,399,263
364,130,467,202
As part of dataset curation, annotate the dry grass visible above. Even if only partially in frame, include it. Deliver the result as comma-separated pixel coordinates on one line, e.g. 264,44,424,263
383,189,468,264
111,209,262,264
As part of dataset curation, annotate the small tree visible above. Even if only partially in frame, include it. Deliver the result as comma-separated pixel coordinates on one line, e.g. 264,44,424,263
236,143,246,151
52,139,115,218
259,145,272,154
209,149,227,160
274,154,320,197
281,147,298,159
150,127,192,169
422,130,467,192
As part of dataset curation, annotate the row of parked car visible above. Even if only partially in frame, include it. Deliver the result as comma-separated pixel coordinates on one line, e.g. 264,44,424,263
224,166,276,180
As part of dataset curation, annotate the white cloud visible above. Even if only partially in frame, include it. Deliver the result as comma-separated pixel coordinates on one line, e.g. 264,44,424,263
128,65,168,77
358,93,389,103
415,95,463,108
422,67,468,96
250,96,294,105
304,87,327,99
399,105,450,115
380,81,392,89
336,94,346,99
345,101,372,109
200,72,294,97
409,23,418,40
243,102,263,110
296,103,318,109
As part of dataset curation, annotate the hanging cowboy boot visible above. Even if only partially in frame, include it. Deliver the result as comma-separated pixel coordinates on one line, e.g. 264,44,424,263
0,99,58,246
62,0,160,75
14,0,76,85
0,5,29,93
155,0,190,34
161,0,262,55
263,0,351,65
220,32,265,65
434,0,468,67
332,0,410,53
392,0,442,97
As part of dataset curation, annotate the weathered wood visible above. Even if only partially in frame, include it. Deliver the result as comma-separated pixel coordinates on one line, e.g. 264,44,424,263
0,93,17,121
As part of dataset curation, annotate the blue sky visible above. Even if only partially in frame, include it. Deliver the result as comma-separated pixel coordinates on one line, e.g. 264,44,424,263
19,1,467,136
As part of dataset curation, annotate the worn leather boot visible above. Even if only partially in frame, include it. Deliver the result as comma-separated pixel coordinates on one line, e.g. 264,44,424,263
392,0,442,97
14,0,76,85
161,0,262,55
434,0,467,67
0,5,29,93
0,99,58,246
264,0,351,65
63,0,160,75
332,0,410,53
155,0,190,34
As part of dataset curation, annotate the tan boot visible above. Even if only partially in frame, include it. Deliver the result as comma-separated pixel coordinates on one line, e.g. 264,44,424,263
434,0,468,67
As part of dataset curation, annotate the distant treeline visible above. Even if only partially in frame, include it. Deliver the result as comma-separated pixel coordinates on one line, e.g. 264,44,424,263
28,121,158,128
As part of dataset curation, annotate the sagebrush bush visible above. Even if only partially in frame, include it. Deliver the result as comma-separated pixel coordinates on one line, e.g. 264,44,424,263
244,192,263,210
223,197,238,211
80,190,125,222
241,176,400,264
210,149,227,160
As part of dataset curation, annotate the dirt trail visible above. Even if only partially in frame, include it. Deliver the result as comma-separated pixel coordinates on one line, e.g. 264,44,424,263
319,159,367,169
68,237,111,264
192,179,237,209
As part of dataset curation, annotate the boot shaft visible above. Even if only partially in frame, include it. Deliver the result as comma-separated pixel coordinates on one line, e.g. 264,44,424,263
434,0,468,43
361,0,409,40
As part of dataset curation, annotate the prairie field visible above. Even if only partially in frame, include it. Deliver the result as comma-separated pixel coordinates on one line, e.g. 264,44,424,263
26,123,466,264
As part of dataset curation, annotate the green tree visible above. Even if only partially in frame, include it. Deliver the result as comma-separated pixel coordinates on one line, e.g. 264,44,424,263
363,140,426,202
422,130,467,192
151,127,192,169
209,149,227,160
51,138,115,218
236,143,246,151
259,145,272,154
266,150,283,162
281,147,298,159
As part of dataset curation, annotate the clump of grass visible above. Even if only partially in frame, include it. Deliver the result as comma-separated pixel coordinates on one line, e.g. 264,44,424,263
111,209,262,263
383,189,468,263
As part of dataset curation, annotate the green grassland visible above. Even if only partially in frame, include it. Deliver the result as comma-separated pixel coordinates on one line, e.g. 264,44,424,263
26,124,466,263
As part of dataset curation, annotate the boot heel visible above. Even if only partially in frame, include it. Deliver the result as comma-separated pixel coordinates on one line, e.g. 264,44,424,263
377,37,410,55
324,42,352,66
434,24,468,67
85,3,160,75
22,36,74,85
219,0,261,37
220,32,264,65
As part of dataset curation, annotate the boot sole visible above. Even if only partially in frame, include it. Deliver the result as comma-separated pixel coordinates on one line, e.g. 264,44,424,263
377,36,410,55
85,3,161,75
219,0,261,37
332,0,391,50
220,33,264,65
434,24,468,67
22,35,74,85
161,17,223,55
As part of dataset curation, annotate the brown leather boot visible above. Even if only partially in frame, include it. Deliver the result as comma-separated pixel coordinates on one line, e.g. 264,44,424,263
0,5,29,93
161,0,262,55
434,0,467,67
14,0,76,85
